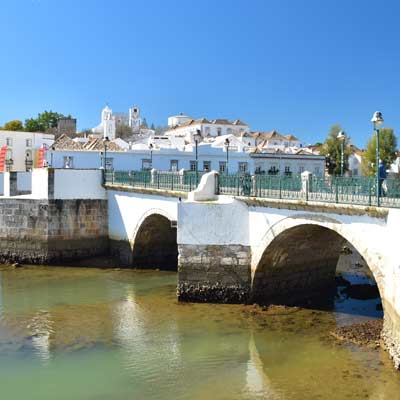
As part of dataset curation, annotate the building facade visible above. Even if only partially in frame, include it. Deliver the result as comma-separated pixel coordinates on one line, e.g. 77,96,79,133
0,130,54,172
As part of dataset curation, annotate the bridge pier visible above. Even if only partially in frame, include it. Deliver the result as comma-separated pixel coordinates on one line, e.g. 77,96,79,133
178,244,251,303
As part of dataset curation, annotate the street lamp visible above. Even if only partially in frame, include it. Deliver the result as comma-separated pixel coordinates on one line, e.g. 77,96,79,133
371,111,384,206
337,130,346,176
224,138,230,174
102,136,110,183
50,145,55,167
194,130,202,182
149,143,153,169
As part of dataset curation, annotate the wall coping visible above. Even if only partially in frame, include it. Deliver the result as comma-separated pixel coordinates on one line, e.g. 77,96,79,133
237,196,389,218
104,183,188,199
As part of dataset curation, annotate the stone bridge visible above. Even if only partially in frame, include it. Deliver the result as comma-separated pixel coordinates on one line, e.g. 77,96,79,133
0,169,400,368
106,173,400,370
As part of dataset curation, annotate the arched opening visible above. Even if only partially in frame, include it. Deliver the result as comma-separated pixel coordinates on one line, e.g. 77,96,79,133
252,224,382,312
132,214,178,271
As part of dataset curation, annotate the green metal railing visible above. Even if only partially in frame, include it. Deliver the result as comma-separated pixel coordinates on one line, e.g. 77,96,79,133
104,170,400,208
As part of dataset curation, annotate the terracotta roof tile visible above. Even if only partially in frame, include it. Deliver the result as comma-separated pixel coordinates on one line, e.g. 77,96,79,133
52,134,83,150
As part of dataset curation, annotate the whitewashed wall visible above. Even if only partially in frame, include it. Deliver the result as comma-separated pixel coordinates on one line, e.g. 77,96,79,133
53,169,106,199
48,147,255,174
107,190,179,242
0,173,4,195
178,197,249,246
31,168,50,198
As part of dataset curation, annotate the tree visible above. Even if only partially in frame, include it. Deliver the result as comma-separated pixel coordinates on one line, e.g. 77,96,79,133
2,120,24,131
320,124,350,175
116,124,133,140
141,118,148,128
362,128,397,176
25,118,44,132
150,123,155,130
25,110,70,132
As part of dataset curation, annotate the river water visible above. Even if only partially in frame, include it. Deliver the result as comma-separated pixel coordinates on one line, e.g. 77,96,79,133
0,260,399,399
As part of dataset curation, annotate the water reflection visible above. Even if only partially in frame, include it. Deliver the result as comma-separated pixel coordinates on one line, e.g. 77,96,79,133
245,334,280,399
28,310,53,364
0,266,397,400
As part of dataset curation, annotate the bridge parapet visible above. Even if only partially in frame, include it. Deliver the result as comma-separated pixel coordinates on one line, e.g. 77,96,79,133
107,169,400,209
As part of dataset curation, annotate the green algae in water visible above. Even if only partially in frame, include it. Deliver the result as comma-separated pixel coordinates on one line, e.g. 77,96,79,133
0,266,398,400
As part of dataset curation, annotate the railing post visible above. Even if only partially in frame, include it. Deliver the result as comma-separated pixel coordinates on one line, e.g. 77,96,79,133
368,178,372,206
179,168,185,186
171,173,174,191
151,168,157,186
252,175,256,197
279,175,282,199
301,171,311,202
335,178,339,203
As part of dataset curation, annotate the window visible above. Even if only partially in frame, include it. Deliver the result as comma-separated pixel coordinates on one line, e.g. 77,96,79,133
298,165,305,174
190,160,197,171
227,128,232,135
63,156,73,168
314,167,320,176
170,160,179,172
203,161,211,171
268,165,279,175
353,168,359,176
239,162,248,173
142,159,152,170
217,128,222,136
205,127,210,135
219,161,226,173
6,138,12,146
285,165,291,173
26,139,32,147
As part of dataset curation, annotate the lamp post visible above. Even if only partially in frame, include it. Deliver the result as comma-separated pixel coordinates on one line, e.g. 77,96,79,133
194,130,202,183
50,145,55,167
224,138,230,174
337,130,346,176
102,136,110,183
149,143,153,169
371,111,384,206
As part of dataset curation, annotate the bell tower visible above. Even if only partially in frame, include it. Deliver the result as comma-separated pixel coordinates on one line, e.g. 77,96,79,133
129,106,141,134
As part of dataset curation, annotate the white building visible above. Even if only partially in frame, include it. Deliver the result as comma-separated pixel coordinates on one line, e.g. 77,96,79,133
92,105,154,140
348,145,363,177
48,133,325,176
0,130,54,172
250,130,302,150
165,117,250,143
92,105,116,140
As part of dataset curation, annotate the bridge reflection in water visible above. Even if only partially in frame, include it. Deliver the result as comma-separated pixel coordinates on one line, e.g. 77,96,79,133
0,266,397,399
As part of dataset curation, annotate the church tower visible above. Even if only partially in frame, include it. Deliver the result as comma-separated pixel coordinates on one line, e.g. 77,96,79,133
129,106,141,134
102,105,116,140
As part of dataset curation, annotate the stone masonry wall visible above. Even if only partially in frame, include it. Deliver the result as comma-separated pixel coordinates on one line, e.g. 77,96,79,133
178,244,251,303
0,199,49,263
382,300,400,369
0,198,108,264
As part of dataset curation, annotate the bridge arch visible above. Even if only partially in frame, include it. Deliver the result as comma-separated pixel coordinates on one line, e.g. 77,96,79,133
131,209,178,270
251,215,384,305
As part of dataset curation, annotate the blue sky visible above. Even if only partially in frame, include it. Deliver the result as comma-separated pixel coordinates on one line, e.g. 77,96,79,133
1,0,399,147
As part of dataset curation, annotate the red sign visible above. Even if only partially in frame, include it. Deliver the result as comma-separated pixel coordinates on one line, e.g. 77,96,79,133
0,145,7,172
37,145,46,168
